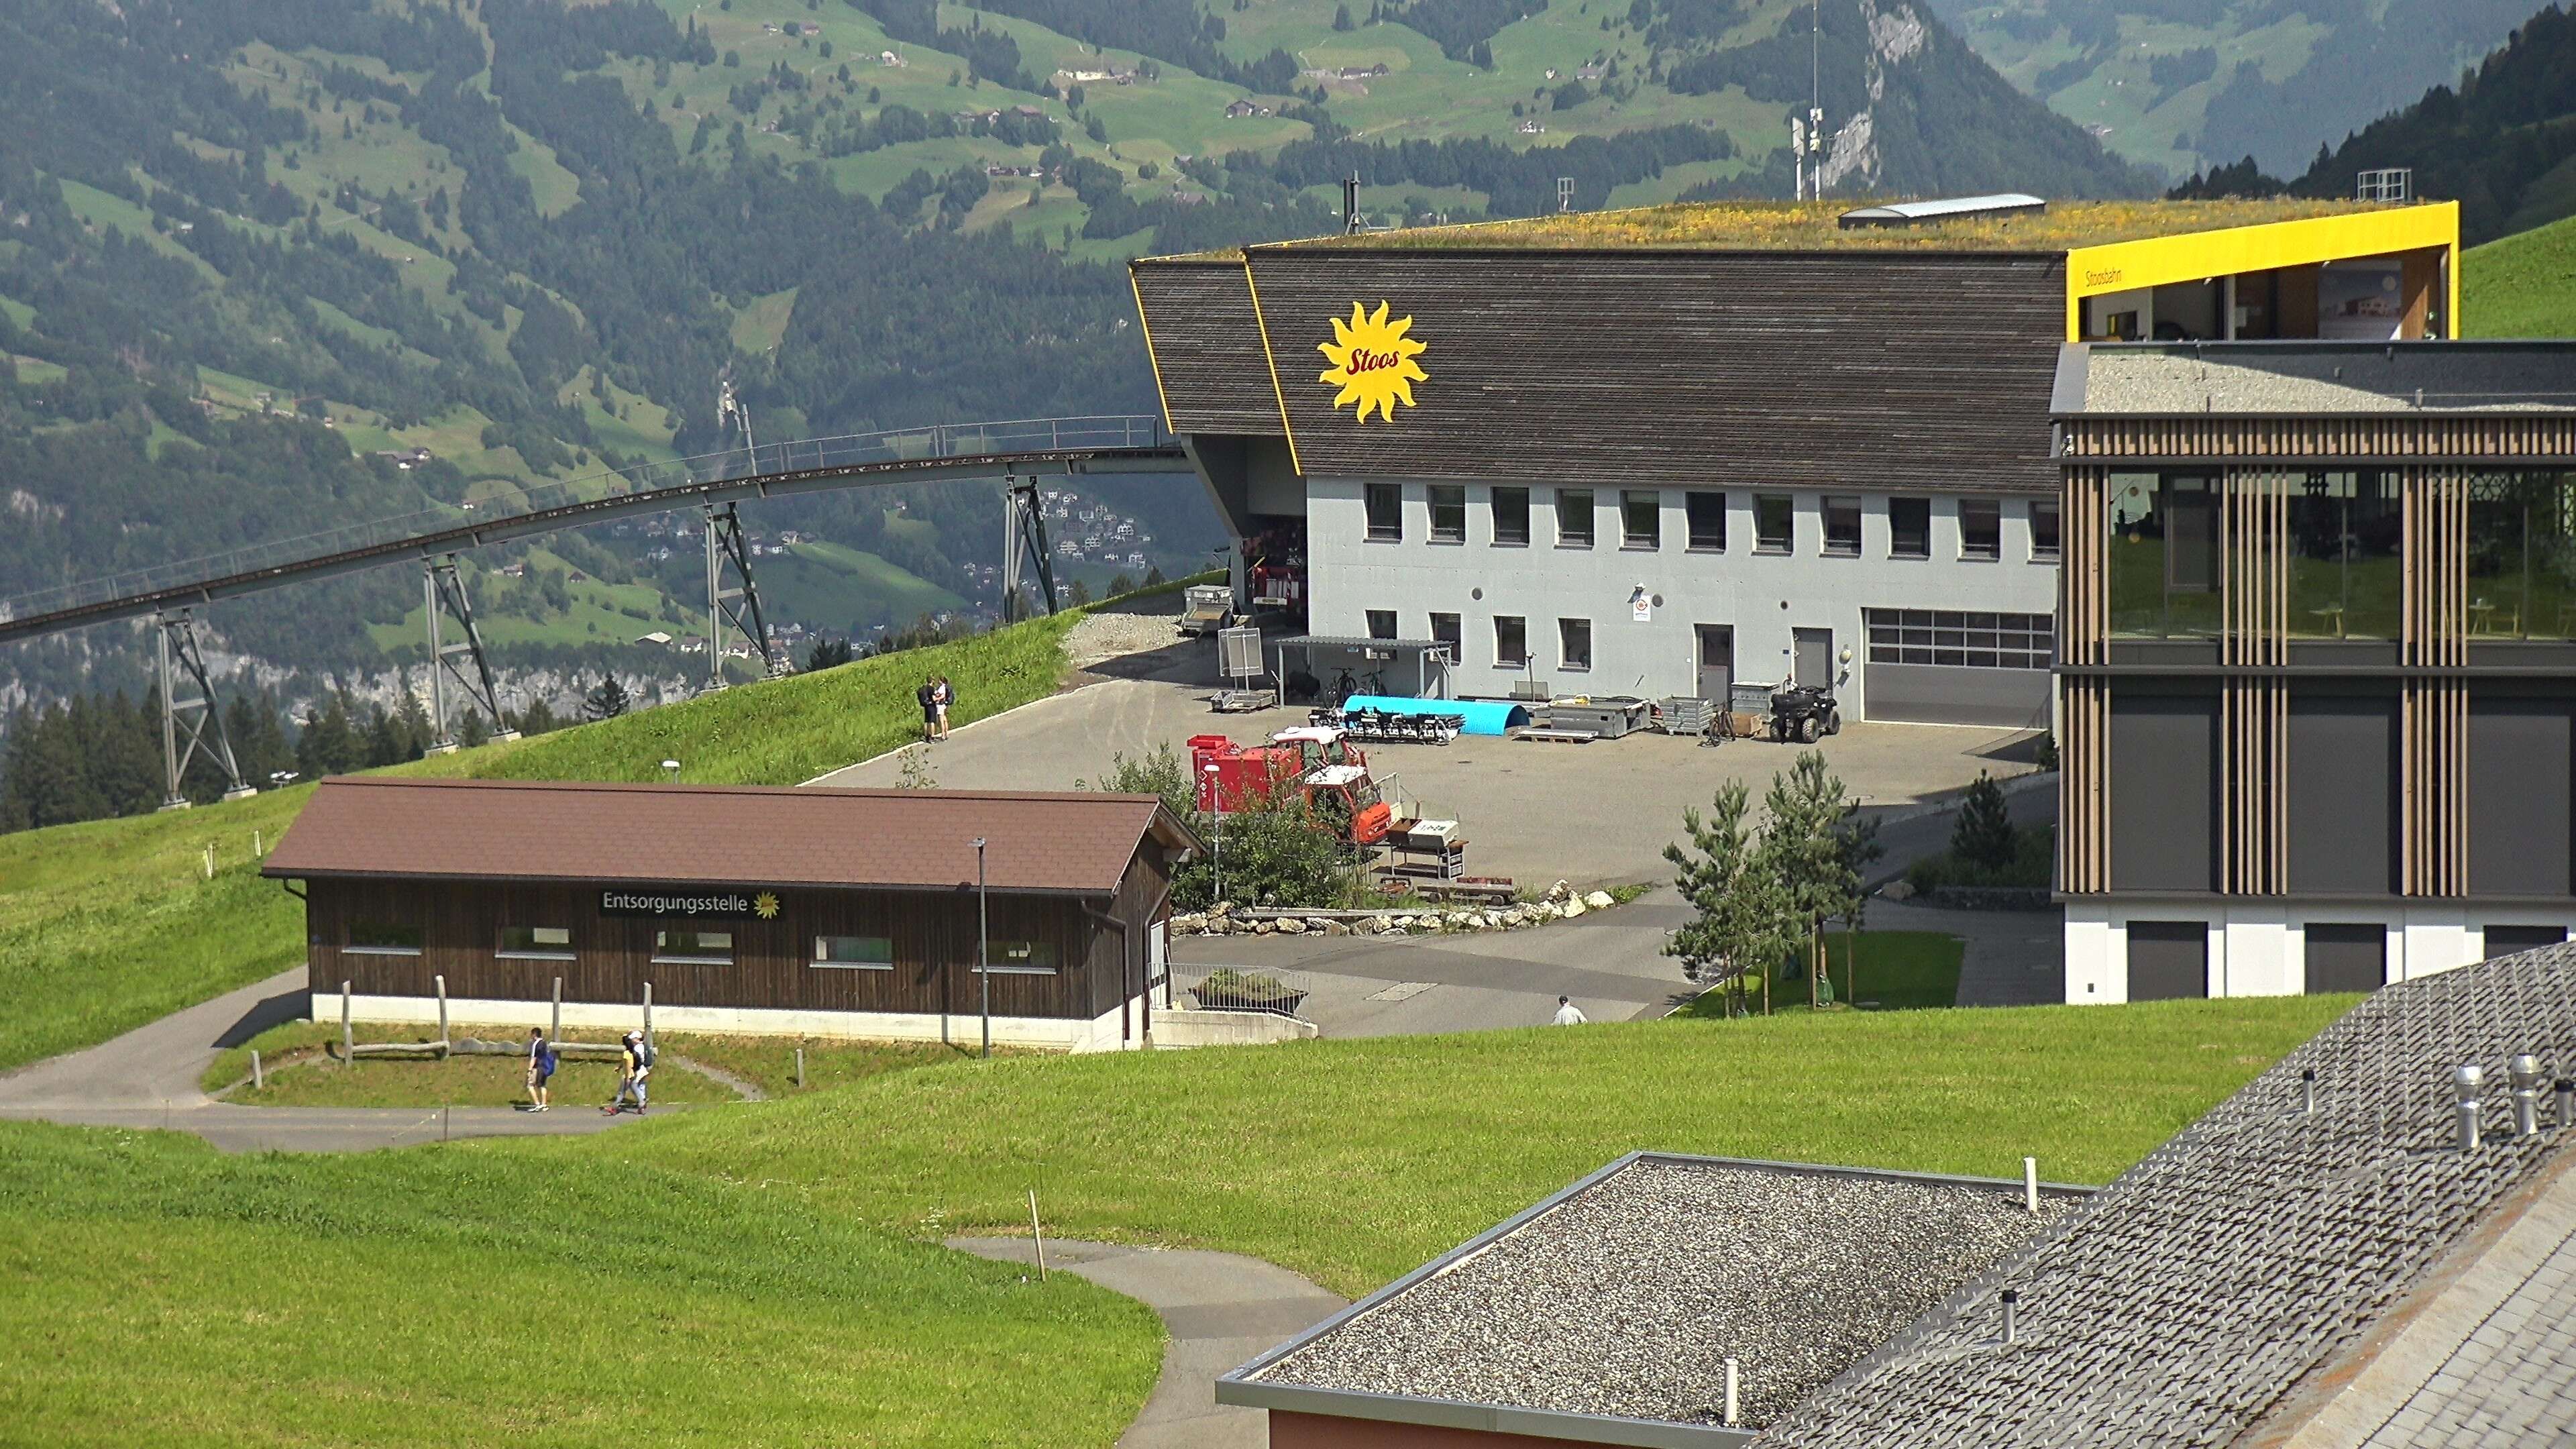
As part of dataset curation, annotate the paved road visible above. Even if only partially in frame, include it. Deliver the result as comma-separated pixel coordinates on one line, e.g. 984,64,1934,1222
0,967,635,1152
952,1236,1345,1449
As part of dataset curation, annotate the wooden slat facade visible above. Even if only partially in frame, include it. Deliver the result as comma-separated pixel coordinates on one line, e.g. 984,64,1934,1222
2060,414,2565,902
305,852,1174,1030
1234,248,2069,493
1132,261,1292,437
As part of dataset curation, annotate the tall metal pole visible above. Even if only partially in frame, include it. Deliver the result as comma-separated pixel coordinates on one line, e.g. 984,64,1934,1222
975,837,991,1059
704,504,722,693
422,564,453,753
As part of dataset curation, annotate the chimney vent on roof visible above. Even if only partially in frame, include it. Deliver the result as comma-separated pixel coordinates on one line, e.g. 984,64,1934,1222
2301,1067,2318,1116
2510,1055,2544,1137
2455,1064,2485,1152
2000,1289,2021,1345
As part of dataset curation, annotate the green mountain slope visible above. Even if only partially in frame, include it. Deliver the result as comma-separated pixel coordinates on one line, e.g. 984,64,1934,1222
0,0,2145,710
1925,0,2542,181
2464,211,2576,335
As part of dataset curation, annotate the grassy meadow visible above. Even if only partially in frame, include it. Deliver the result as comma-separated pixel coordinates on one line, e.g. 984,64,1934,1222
0,1119,1161,1448
0,996,2353,1447
2464,211,2576,338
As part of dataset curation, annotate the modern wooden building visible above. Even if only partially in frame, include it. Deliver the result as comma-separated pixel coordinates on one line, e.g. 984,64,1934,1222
1132,197,2457,726
262,777,1200,1050
2054,339,2576,999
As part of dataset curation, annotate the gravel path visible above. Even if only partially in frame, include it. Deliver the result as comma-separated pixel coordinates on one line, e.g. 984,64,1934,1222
1067,609,1187,669
1261,1158,2069,1429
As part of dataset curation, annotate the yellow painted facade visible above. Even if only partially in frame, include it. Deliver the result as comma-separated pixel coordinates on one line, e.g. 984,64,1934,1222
2061,202,2460,341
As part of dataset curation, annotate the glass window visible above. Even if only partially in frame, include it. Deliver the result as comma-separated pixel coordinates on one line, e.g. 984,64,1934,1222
1495,615,1528,668
1889,498,1931,559
979,940,1057,974
2467,472,2576,640
1960,499,2002,560
1621,490,1660,549
2288,471,2400,639
1429,612,1462,661
1823,497,1861,557
1556,488,1594,547
1558,617,1592,670
653,928,733,964
814,934,894,969
1686,491,1727,550
1864,609,2055,669
498,924,574,959
2108,473,2221,638
1364,483,1402,541
1491,486,1530,546
347,922,422,955
2029,500,2062,560
1754,494,1793,553
1428,484,1466,543
1365,609,1397,640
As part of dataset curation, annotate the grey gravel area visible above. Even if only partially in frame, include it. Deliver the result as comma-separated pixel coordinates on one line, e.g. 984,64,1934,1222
1066,608,1189,669
1257,1159,2066,1429
2083,346,2576,415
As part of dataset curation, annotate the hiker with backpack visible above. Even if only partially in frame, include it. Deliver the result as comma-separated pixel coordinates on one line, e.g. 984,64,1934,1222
603,1030,652,1114
524,1027,556,1112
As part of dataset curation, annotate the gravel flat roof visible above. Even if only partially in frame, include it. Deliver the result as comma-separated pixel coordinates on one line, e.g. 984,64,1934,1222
2065,341,2576,415
1247,1156,2070,1432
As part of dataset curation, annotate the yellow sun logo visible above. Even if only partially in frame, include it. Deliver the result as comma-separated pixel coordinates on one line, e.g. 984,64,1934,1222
1316,301,1428,423
753,892,781,920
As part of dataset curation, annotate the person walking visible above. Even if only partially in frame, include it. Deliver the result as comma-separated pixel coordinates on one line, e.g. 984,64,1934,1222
604,1030,649,1114
524,1027,555,1112
916,678,939,743
931,676,953,741
1552,995,1589,1026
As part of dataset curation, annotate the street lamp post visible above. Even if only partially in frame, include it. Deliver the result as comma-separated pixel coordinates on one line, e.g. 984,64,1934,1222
1202,763,1224,901
973,836,991,1059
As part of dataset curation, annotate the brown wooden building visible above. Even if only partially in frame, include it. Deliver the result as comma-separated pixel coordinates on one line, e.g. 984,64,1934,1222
262,777,1199,1051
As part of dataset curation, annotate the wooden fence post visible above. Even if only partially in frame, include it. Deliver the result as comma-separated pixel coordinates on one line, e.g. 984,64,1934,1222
250,1050,264,1091
435,973,449,1046
794,1047,806,1089
551,976,563,1040
340,982,354,1067
641,981,653,1057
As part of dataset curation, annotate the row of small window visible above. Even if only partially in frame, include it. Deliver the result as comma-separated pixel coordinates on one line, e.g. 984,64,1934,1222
1863,609,2057,670
1362,484,2061,561
1360,609,1587,669
343,923,1058,973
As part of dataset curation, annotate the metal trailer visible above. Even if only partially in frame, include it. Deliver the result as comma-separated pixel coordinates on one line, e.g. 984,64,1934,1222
1544,696,1652,739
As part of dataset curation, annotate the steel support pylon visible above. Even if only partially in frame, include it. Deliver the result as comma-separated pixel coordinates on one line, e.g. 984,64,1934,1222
703,502,780,691
999,476,1059,621
422,555,517,751
153,609,255,810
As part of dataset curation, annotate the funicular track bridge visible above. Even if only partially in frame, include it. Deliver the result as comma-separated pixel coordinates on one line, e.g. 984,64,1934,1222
0,415,1191,807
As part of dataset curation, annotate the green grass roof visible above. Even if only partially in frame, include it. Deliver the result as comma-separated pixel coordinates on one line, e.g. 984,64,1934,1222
1151,197,2396,262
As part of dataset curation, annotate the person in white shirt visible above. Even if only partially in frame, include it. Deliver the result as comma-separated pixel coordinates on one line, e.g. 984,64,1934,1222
1552,996,1588,1026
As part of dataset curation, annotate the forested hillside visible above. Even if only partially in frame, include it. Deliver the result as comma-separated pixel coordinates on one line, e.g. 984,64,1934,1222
1926,0,2538,182
2164,4,2576,246
0,0,2149,791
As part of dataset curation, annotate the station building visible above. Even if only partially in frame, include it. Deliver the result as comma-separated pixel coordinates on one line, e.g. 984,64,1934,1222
262,777,1197,1051
2055,339,2576,999
1132,197,2457,727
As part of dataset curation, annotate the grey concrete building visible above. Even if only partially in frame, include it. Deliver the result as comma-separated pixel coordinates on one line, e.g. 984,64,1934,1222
1130,197,2457,727
2056,340,2576,999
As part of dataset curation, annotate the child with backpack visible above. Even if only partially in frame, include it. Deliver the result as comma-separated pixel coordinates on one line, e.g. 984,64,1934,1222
604,1030,652,1114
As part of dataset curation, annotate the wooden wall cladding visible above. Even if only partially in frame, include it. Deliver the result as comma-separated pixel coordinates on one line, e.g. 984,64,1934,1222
1242,248,2066,493
1132,262,1291,437
307,879,1130,1022
2064,417,2576,462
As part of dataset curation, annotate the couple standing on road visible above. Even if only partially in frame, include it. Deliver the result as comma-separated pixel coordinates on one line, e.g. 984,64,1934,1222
917,676,955,742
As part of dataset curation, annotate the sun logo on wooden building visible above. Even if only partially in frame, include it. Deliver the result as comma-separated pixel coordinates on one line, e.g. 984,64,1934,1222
753,892,781,920
1316,302,1428,423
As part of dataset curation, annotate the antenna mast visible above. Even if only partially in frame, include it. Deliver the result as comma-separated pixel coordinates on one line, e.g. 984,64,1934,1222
1807,0,1824,199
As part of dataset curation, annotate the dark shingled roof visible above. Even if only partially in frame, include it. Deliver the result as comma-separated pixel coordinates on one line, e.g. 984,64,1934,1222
261,777,1197,896
1759,945,2576,1449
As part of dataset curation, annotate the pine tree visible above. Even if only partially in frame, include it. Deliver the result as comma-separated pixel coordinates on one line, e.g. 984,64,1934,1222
584,675,631,720
1662,780,1796,1016
1951,772,2018,871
